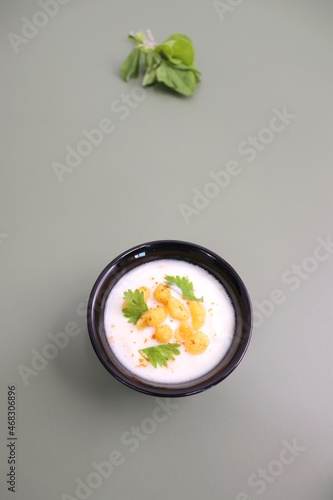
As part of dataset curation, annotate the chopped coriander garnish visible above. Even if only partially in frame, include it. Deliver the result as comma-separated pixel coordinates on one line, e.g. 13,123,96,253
122,289,148,324
139,343,181,368
165,275,203,302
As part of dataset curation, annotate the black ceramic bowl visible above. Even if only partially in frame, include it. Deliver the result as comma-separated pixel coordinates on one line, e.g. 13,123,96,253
87,240,252,397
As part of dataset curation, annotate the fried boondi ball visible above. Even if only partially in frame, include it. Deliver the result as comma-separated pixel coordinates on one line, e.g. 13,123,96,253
167,297,189,321
188,301,206,330
137,306,167,330
185,331,210,354
153,324,173,343
136,314,147,330
138,286,150,301
174,321,193,342
153,284,171,305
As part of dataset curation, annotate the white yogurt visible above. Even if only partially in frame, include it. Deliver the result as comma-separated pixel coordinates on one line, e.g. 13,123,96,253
104,259,235,385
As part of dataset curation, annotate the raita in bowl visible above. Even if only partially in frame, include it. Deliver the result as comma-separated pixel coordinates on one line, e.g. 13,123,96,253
87,241,252,397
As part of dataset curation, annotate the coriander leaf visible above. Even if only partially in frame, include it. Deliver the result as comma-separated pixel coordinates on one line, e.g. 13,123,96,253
122,289,148,324
120,47,141,81
164,275,203,301
139,343,181,368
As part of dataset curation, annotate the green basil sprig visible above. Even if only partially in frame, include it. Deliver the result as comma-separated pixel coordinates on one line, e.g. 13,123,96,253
120,30,201,96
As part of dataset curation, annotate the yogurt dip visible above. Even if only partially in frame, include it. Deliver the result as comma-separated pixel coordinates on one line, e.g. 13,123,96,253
104,259,235,385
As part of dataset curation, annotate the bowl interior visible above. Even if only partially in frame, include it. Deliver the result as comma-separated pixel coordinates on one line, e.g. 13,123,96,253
87,240,252,397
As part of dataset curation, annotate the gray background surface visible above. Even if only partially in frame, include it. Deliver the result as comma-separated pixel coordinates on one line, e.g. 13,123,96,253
1,1,333,499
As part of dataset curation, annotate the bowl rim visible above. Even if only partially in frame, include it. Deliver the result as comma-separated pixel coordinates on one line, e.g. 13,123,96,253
87,240,252,397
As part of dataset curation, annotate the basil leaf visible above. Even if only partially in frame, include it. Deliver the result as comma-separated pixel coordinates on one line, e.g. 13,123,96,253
156,61,198,96
142,50,161,86
120,47,141,81
120,30,201,96
156,37,194,67
142,68,157,86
